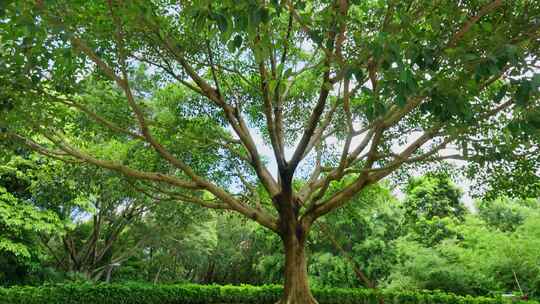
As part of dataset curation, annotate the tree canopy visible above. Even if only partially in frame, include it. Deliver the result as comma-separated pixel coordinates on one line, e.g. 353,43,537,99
1,1,539,303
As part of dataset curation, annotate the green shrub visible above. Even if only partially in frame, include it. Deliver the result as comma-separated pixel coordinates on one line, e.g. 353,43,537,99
0,283,536,304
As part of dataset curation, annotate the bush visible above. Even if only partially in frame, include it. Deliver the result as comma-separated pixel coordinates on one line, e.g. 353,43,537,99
0,283,537,304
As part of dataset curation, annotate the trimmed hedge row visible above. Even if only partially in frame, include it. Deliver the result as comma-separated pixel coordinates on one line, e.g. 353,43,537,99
0,283,536,304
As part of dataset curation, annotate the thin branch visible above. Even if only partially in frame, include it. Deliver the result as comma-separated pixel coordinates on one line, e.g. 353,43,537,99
447,0,504,48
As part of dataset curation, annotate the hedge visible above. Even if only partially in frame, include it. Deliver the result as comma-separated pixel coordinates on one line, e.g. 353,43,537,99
0,283,536,304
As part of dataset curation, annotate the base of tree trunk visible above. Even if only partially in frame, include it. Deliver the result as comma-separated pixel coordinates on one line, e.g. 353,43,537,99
276,293,318,304
279,230,319,304
277,270,318,304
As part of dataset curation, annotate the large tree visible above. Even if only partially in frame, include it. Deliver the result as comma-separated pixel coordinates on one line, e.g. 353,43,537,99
37,165,158,281
1,1,540,303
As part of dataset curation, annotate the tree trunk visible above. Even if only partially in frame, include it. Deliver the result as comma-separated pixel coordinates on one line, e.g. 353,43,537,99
274,181,317,304
279,232,318,304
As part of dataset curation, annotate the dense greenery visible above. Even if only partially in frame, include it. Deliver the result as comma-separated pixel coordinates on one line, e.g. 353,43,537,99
1,283,537,304
0,155,63,285
1,155,539,300
1,0,539,303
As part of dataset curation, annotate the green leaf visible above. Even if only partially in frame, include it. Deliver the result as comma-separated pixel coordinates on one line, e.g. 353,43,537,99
494,85,507,103
351,66,364,83
0,1,7,18
215,13,229,33
259,7,270,24
232,35,243,50
249,7,264,28
515,81,531,106
234,13,248,31
309,30,323,45
531,73,540,89
481,22,493,32
396,94,407,107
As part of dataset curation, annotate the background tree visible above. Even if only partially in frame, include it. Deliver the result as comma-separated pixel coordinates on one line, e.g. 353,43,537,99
308,182,401,288
37,166,157,282
401,173,466,245
385,201,540,297
1,1,540,303
477,197,537,232
0,155,63,285
403,173,466,222
112,199,217,284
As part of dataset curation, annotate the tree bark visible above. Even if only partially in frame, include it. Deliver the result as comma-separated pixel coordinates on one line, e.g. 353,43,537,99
275,174,318,304
278,228,318,304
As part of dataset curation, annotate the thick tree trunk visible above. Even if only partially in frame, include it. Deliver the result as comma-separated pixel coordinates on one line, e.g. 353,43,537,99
278,232,318,304
274,179,317,304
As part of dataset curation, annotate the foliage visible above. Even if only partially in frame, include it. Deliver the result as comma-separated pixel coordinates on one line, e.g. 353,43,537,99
0,155,63,285
385,213,540,298
0,283,536,304
114,205,219,284
308,183,402,287
477,197,539,232
401,174,466,246
404,174,466,222
2,0,540,301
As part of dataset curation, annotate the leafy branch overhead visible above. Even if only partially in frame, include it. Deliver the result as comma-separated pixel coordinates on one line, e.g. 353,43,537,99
0,1,539,302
